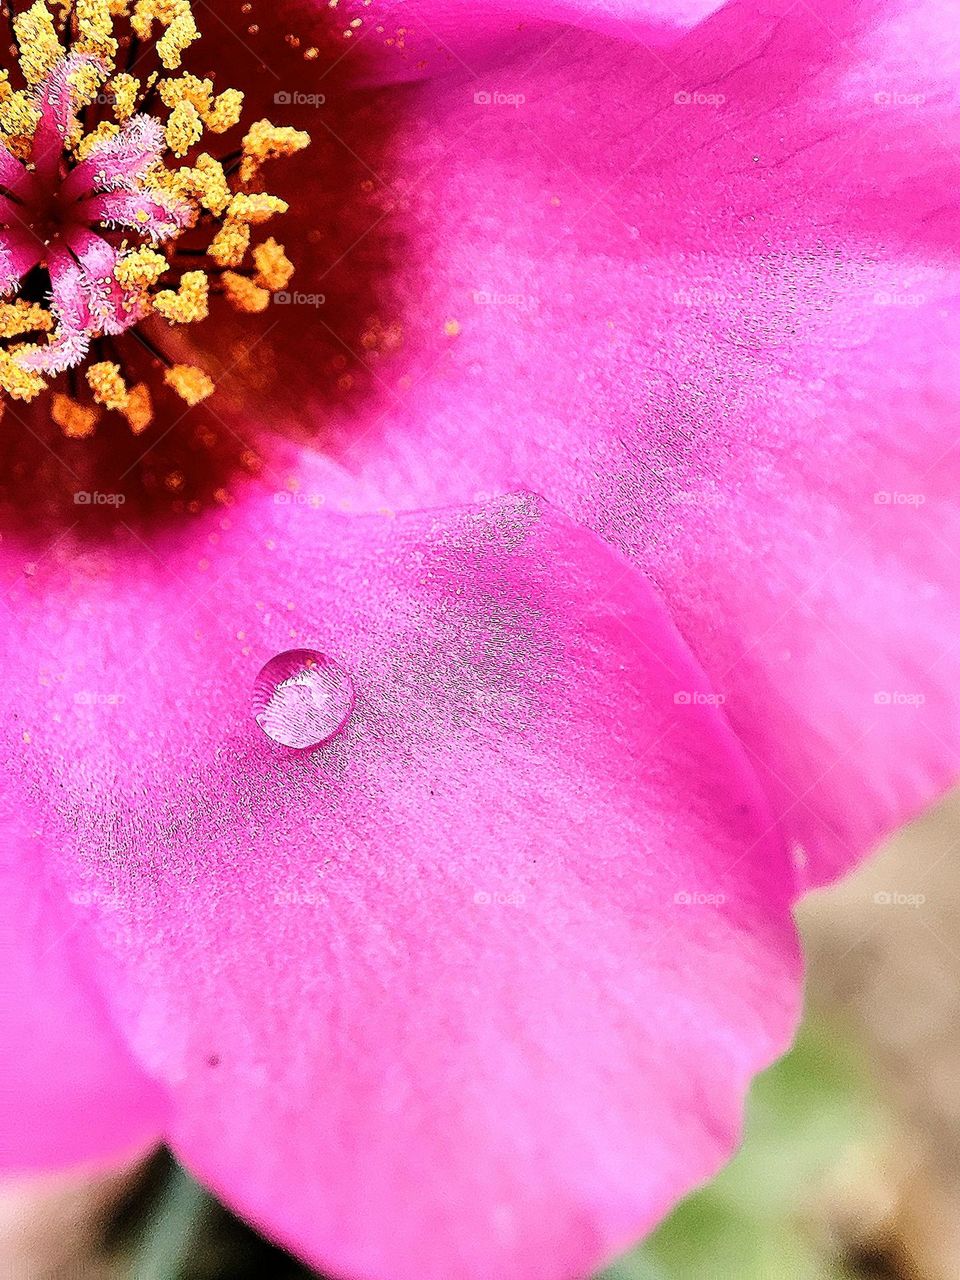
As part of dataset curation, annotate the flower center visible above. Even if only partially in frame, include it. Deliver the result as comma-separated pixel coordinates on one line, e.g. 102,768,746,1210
0,0,309,436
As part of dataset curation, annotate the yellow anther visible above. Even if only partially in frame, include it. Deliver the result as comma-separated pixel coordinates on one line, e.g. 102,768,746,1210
228,192,288,225
153,270,209,323
189,153,230,216
68,62,107,111
252,238,294,291
208,218,250,267
0,301,53,338
204,88,243,133
164,363,214,405
75,0,119,60
0,350,46,401
86,361,129,411
115,245,168,290
52,392,99,438
109,73,140,120
156,6,200,68
239,119,310,183
74,120,119,160
14,2,62,85
0,92,40,158
84,360,155,434
222,272,271,314
123,382,154,433
165,99,203,157
158,73,213,114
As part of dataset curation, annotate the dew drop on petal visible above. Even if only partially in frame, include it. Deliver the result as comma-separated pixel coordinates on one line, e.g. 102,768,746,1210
252,649,354,749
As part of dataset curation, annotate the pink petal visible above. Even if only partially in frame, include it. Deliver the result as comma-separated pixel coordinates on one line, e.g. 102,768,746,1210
0,495,800,1280
0,810,166,1170
286,0,960,889
333,0,725,85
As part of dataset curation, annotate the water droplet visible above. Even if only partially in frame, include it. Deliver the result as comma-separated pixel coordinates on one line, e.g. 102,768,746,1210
252,649,354,749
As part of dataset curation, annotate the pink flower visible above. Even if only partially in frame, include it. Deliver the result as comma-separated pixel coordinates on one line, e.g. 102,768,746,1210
1,0,955,1277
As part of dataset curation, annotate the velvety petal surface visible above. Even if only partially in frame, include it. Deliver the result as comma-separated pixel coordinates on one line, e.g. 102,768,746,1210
0,495,799,1280
281,0,960,888
333,0,723,88
0,812,166,1170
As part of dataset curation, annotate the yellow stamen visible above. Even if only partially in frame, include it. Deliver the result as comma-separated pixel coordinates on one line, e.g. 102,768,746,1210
164,363,214,404
109,72,140,120
0,0,310,443
239,119,310,183
0,349,46,401
252,238,294,291
165,99,203,157
86,360,129,411
222,271,271,314
115,245,169,290
0,301,53,339
74,119,119,160
156,4,200,68
228,192,288,225
52,392,99,437
75,0,119,60
204,89,244,133
14,1,62,84
0,92,40,158
208,218,251,267
188,153,231,216
123,382,154,433
153,269,209,323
